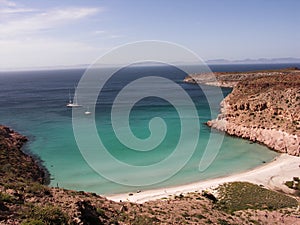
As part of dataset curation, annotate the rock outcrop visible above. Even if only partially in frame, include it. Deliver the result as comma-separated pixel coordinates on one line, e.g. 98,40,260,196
204,71,300,156
0,125,47,184
207,120,299,156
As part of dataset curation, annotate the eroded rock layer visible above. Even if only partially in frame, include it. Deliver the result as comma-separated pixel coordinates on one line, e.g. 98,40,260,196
206,73,300,156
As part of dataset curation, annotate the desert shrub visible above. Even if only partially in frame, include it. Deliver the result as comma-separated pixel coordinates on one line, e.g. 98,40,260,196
96,208,106,217
285,181,294,189
193,213,206,219
217,182,298,213
21,219,45,225
131,215,160,225
22,205,68,225
0,192,14,203
285,178,300,191
218,219,230,225
26,182,49,195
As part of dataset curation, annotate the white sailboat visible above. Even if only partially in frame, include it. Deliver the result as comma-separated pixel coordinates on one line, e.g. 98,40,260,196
84,106,91,115
66,90,82,107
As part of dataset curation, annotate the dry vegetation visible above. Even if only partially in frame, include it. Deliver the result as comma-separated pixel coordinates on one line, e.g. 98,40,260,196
216,182,298,213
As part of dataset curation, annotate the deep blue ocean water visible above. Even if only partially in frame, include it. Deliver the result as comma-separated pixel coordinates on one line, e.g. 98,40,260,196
0,63,298,194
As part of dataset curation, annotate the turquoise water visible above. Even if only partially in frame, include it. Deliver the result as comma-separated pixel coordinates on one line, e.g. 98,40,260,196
0,64,283,194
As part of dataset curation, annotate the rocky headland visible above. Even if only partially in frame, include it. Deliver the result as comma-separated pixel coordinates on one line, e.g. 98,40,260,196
185,68,300,156
1,125,299,224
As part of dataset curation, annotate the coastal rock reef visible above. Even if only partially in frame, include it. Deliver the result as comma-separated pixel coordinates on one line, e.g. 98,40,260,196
208,73,300,156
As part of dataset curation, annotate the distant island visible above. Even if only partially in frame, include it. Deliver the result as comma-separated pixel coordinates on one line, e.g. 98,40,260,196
2,57,300,72
206,57,300,64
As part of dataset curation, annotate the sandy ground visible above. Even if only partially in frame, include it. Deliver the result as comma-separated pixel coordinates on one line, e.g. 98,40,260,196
107,154,300,203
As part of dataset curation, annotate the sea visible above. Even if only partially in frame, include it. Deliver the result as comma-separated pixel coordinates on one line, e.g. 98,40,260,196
0,63,298,195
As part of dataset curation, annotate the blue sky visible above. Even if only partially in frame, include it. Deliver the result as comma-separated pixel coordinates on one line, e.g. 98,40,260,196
0,0,299,69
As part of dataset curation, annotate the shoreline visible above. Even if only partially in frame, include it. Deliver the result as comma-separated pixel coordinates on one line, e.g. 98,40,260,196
107,68,300,203
107,153,300,203
0,125,47,185
22,141,51,185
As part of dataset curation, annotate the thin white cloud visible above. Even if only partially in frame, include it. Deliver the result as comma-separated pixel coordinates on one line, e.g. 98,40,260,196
0,3,107,69
0,0,36,20
0,0,16,7
109,34,124,39
94,30,124,40
0,7,102,37
95,30,107,34
0,38,105,69
0,7,36,14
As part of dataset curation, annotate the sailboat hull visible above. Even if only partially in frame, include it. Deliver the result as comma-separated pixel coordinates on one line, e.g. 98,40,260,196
66,103,82,107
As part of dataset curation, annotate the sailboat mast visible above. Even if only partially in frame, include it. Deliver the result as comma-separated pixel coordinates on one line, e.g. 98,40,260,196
68,90,72,103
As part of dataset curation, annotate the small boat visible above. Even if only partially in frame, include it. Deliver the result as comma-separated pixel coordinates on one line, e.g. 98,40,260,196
66,101,82,107
66,90,82,107
84,107,92,115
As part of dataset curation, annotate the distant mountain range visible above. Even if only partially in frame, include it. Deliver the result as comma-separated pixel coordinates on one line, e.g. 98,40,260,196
2,58,300,72
206,57,300,64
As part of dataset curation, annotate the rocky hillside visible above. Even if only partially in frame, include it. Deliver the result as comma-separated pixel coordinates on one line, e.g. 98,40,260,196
0,126,46,185
0,125,299,224
184,67,299,88
185,68,300,156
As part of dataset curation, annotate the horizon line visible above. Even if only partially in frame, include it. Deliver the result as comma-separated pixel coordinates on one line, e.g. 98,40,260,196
1,57,300,72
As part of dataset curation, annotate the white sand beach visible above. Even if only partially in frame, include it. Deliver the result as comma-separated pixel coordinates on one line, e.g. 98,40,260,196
108,154,300,203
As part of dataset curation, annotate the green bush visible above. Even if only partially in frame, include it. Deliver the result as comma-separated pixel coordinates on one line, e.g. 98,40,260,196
23,205,68,225
96,208,106,217
217,182,298,212
285,178,300,191
131,215,160,225
0,192,14,203
218,219,230,225
285,181,294,189
26,182,49,195
193,213,206,219
21,219,45,225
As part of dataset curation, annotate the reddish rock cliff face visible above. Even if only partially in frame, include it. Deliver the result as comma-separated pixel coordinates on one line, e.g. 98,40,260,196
207,120,299,156
207,73,300,156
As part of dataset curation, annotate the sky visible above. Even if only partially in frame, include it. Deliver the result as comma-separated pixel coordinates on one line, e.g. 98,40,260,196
0,0,299,69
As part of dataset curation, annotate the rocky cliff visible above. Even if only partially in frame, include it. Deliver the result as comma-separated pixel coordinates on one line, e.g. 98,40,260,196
196,70,300,156
0,126,46,185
